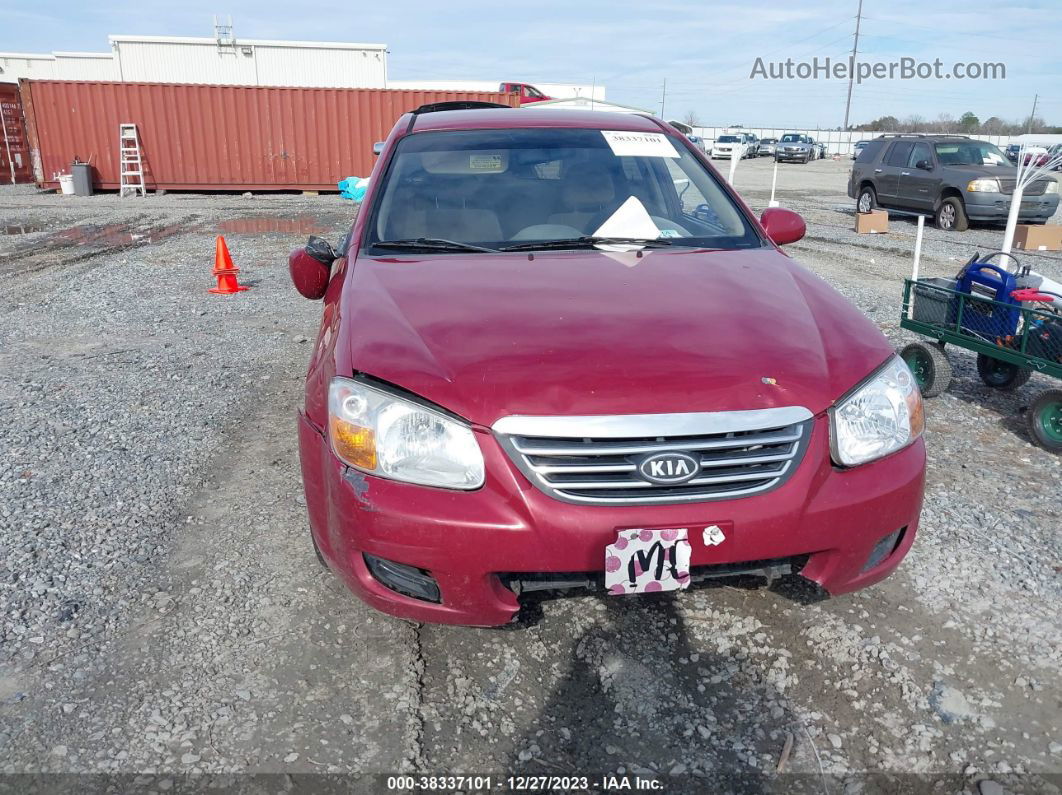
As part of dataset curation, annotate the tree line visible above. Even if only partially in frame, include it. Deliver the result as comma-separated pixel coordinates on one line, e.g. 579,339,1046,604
852,112,1061,135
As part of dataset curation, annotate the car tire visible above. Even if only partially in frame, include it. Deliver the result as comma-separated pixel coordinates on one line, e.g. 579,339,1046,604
935,197,969,231
901,342,952,398
857,185,877,213
976,353,1032,390
803,153,810,164
1026,388,1062,453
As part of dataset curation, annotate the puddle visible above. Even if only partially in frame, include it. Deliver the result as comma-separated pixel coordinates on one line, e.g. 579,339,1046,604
2,224,46,235
215,216,328,235
49,224,185,246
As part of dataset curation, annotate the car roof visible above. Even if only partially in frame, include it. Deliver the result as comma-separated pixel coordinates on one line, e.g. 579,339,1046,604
409,108,667,134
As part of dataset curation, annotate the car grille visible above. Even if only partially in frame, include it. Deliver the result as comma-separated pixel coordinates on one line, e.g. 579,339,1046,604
493,407,813,505
502,555,810,595
998,178,1050,196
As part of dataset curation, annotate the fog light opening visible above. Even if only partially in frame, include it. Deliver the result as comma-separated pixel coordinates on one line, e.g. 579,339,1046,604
861,527,907,573
364,554,441,603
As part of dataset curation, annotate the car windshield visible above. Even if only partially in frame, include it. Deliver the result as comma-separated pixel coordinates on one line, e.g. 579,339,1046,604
717,135,739,143
762,138,777,144
780,134,804,143
934,141,1010,166
366,127,760,252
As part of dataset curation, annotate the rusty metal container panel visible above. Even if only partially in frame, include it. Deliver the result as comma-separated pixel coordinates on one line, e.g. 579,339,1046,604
20,80,520,191
0,83,33,184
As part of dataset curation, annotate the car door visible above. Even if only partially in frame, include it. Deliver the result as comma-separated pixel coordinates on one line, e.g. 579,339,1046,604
876,141,913,203
898,142,938,211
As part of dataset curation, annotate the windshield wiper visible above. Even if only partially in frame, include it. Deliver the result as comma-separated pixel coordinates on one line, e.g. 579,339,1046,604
371,238,499,253
500,236,674,252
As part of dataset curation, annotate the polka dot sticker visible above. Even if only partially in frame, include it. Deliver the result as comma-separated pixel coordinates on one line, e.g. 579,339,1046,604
604,528,692,596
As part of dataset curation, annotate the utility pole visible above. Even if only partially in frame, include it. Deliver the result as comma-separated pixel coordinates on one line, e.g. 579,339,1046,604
842,0,864,131
660,78,667,119
1026,94,1039,133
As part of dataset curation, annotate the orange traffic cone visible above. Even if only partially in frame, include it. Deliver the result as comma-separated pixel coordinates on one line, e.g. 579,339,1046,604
208,235,250,294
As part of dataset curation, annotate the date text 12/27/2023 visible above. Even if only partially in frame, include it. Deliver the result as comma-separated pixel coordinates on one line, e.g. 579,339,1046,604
385,774,665,791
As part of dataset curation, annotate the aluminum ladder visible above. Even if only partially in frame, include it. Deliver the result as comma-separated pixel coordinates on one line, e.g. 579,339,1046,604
119,123,146,197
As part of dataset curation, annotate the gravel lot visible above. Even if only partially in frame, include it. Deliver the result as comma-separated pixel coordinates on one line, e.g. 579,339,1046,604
1,165,1060,795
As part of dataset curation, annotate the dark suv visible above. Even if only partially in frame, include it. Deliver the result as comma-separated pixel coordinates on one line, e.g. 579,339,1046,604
848,134,1059,231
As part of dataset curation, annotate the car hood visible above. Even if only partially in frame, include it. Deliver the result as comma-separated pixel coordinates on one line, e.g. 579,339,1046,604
338,247,893,427
945,164,1020,180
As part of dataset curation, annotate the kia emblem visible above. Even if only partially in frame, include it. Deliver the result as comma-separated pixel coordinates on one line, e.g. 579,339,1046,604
637,452,700,485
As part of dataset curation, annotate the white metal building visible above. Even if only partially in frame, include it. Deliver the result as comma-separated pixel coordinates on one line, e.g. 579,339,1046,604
0,35,388,88
388,79,606,100
0,52,117,81
523,96,649,114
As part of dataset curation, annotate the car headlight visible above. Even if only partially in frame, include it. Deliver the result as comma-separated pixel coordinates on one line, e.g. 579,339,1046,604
328,377,484,489
830,356,925,467
966,178,1000,193
1045,180,1059,194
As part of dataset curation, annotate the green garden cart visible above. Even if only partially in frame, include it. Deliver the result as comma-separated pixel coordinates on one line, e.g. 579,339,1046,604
898,253,1062,453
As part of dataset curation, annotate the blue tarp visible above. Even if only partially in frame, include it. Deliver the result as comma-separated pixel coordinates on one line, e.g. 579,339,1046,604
337,176,369,201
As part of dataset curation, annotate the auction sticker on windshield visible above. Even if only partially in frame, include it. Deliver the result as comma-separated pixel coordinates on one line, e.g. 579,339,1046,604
601,130,680,158
605,528,692,595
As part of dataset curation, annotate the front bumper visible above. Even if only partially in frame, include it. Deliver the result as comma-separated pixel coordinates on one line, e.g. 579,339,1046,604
777,150,810,161
963,191,1059,222
299,413,925,626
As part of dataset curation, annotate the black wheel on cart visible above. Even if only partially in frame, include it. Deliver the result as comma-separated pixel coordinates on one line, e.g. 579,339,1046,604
976,354,1032,390
1026,389,1062,453
901,342,952,397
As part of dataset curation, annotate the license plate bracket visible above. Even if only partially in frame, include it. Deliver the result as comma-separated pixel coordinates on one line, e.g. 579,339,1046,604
605,528,692,596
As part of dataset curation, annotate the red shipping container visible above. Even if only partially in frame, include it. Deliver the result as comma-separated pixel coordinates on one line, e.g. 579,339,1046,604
19,79,520,191
0,83,34,184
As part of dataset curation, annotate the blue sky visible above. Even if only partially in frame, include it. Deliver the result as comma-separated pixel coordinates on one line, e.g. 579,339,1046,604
3,0,1060,127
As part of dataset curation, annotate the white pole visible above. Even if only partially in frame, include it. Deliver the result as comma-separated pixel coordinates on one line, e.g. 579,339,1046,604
912,215,924,282
768,160,780,207
907,215,925,320
728,144,740,184
1001,182,1024,257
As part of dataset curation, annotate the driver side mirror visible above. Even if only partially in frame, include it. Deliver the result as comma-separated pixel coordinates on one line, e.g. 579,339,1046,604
760,207,806,246
915,159,932,171
288,236,336,300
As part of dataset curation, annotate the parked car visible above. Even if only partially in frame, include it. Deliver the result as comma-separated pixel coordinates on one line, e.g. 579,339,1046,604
746,134,760,158
1005,144,1021,164
811,138,827,159
499,82,553,104
848,134,1059,231
288,102,927,626
686,134,707,153
852,140,871,160
1022,146,1051,167
776,134,816,163
758,137,778,157
710,133,751,159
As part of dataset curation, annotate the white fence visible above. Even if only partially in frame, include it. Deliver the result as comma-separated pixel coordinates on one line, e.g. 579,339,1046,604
692,127,1022,157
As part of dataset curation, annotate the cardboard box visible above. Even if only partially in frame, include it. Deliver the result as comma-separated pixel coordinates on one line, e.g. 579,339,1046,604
855,209,889,234
1012,224,1062,252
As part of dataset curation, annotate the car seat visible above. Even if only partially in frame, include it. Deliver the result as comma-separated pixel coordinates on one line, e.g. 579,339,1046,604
547,163,617,233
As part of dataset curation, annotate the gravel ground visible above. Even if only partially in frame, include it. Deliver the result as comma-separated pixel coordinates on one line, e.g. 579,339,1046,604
0,175,1060,795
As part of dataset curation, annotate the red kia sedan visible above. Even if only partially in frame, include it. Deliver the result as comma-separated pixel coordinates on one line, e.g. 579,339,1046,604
290,103,926,626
